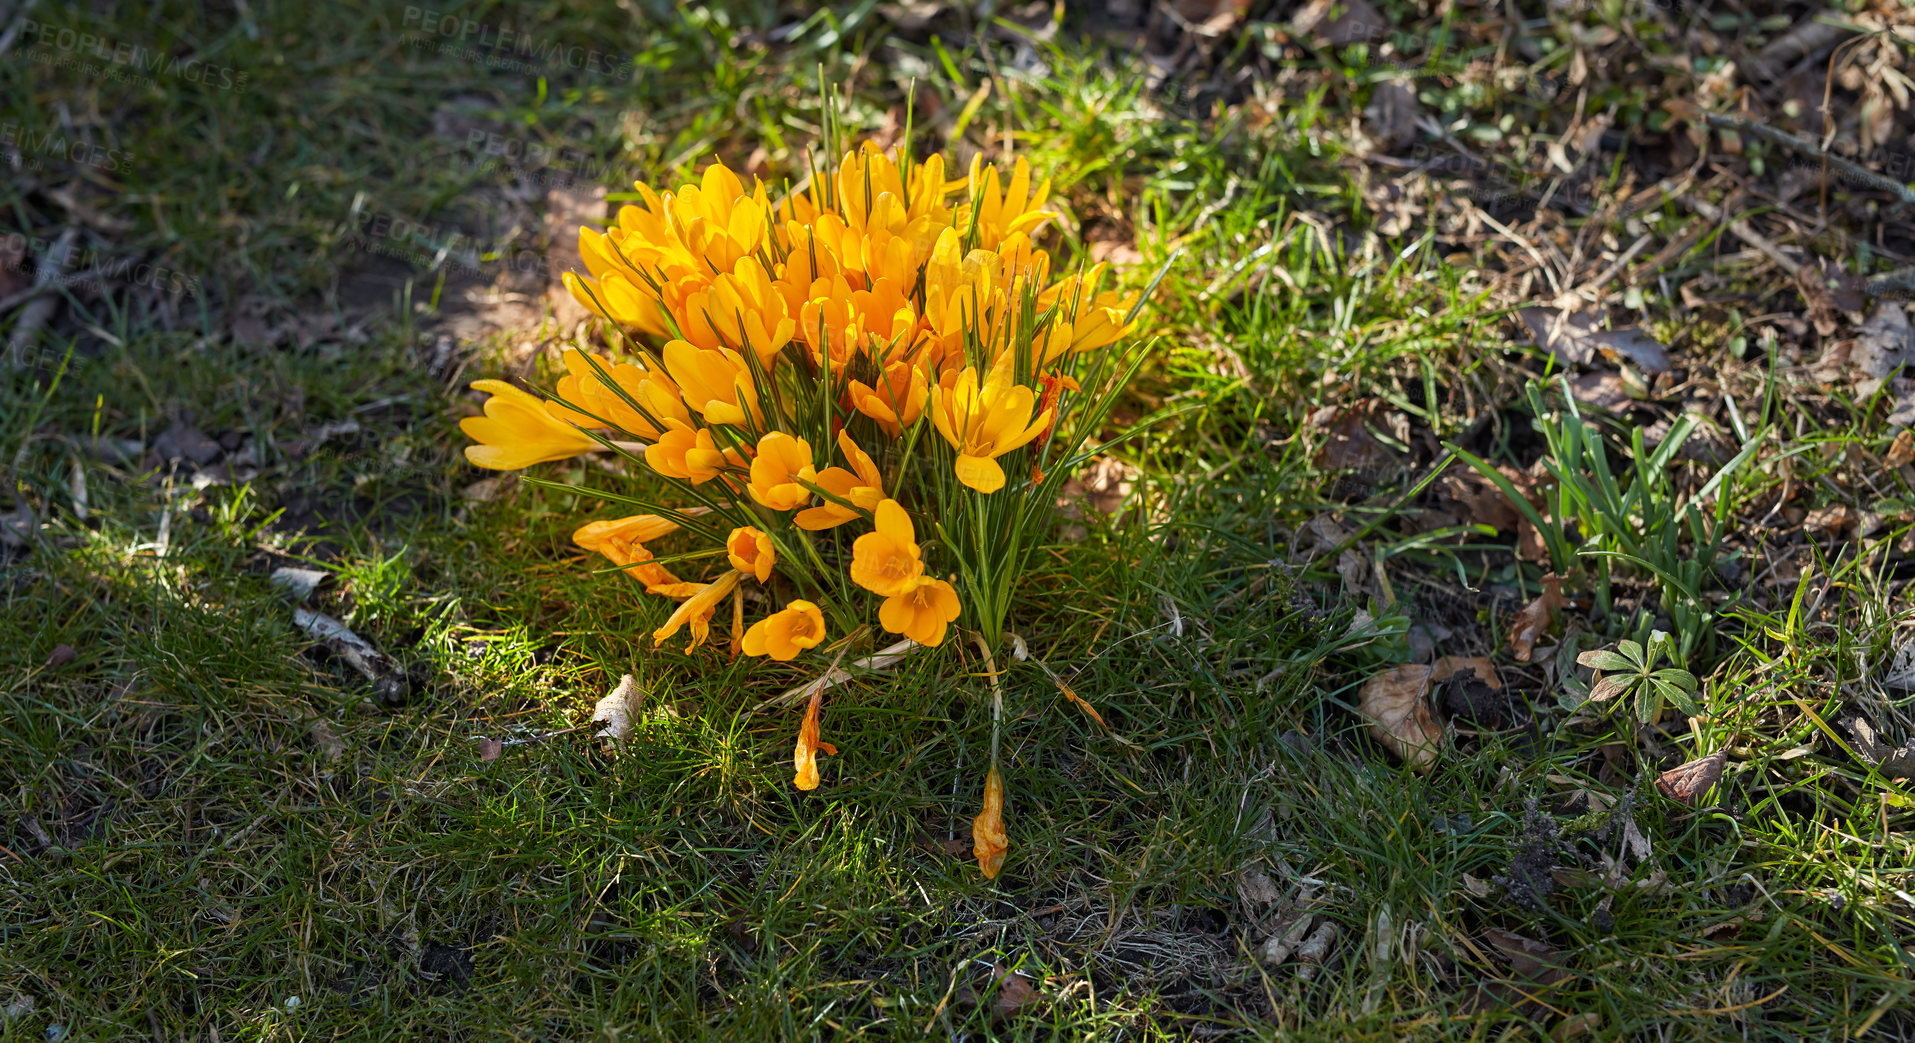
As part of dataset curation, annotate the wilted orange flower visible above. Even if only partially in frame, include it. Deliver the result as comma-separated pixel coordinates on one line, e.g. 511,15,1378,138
573,514,694,594
929,363,1053,494
748,432,817,511
461,380,600,470
850,499,924,596
973,765,1007,878
652,571,742,651
880,576,961,646
742,599,826,662
726,526,776,583
795,432,886,530
792,688,837,791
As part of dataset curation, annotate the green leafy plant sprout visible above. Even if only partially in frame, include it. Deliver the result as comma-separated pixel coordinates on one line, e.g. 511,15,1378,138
1448,376,1765,663
1575,631,1700,726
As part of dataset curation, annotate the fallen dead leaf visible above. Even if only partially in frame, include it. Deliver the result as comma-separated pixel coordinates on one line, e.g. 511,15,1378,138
42,644,76,669
1655,750,1726,805
306,718,345,766
1853,303,1915,392
152,419,223,467
1483,927,1572,986
1886,430,1915,469
1238,866,1282,908
1357,664,1444,771
988,966,1038,1019
1516,516,1550,563
478,738,504,762
1553,1012,1601,1041
1845,716,1915,779
1520,308,1672,373
1087,239,1144,267
1509,574,1566,662
592,674,644,741
1568,371,1631,411
1431,655,1503,690
1312,401,1406,471
1364,81,1419,153
1804,504,1856,538
1293,0,1385,46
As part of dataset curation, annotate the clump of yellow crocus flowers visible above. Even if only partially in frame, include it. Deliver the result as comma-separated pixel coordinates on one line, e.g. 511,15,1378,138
461,135,1144,879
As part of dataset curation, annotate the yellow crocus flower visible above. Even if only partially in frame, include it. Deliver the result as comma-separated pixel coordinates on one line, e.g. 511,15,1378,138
850,499,924,597
796,431,888,531
742,599,826,662
460,380,600,470
725,526,776,583
928,364,1053,494
662,339,761,429
747,432,817,512
879,576,961,647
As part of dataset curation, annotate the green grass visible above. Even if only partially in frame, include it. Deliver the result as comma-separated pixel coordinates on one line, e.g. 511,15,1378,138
5,1,1915,1039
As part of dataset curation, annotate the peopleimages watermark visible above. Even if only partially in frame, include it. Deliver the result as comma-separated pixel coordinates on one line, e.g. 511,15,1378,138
0,232,202,298
400,8,625,76
1,122,134,174
461,131,619,189
16,21,249,92
342,211,546,279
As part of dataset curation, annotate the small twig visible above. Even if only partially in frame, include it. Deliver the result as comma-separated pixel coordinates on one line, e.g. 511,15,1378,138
1564,233,1653,304
1701,113,1915,210
1679,195,1803,277
6,228,77,369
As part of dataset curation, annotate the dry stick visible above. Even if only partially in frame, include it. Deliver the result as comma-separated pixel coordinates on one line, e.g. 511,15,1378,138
6,228,77,369
1700,113,1915,210
1679,195,1803,277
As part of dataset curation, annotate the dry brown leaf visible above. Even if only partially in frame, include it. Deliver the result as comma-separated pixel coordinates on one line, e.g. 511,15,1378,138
1886,430,1915,469
1238,866,1282,908
1655,750,1726,805
1553,1012,1601,1041
1508,574,1566,662
42,644,76,669
306,719,345,766
1357,664,1444,771
478,738,504,763
1568,371,1631,411
591,674,643,741
988,965,1038,1019
1516,516,1551,563
1431,655,1503,690
1483,928,1572,986
1804,504,1855,538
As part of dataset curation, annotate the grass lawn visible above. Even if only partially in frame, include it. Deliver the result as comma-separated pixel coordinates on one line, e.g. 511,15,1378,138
5,0,1915,1038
